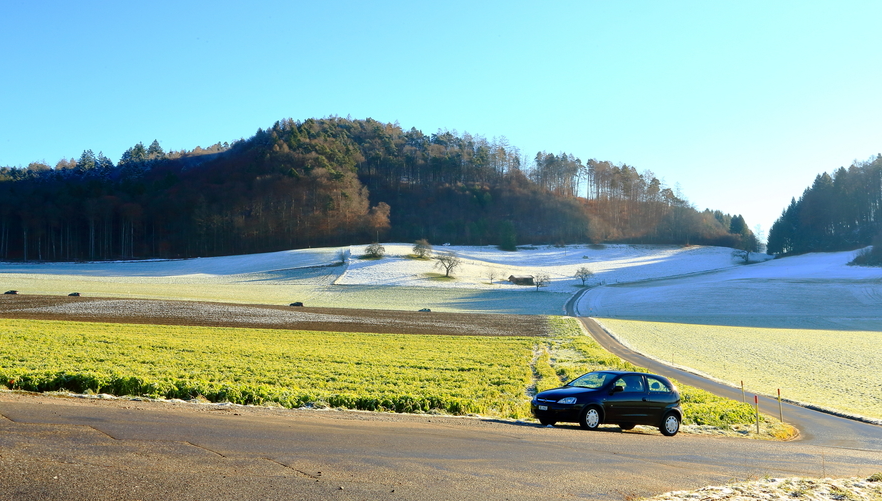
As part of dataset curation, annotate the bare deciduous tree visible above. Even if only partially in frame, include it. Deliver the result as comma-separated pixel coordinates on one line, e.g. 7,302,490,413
534,272,550,291
434,252,462,277
486,267,497,284
575,266,593,286
336,248,349,265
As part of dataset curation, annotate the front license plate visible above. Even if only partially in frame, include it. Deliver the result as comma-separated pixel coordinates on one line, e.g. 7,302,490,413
538,405,548,411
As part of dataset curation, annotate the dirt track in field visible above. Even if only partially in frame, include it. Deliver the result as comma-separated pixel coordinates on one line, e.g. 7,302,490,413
0,294,549,337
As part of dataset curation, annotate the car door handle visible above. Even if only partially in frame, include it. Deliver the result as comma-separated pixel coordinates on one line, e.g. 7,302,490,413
642,398,647,402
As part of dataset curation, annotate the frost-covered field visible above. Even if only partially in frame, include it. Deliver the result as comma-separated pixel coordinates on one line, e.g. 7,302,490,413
0,243,740,314
576,250,882,331
576,250,882,421
596,319,882,421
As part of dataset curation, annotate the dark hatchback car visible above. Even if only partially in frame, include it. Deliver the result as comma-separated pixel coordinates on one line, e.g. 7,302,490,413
531,370,683,436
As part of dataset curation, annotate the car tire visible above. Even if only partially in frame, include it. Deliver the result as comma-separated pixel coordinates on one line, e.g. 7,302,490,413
660,412,680,436
618,422,636,430
579,406,602,430
539,418,556,426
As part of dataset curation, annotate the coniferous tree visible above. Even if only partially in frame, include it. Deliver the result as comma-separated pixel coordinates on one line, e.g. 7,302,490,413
147,140,165,160
768,155,882,255
77,150,96,171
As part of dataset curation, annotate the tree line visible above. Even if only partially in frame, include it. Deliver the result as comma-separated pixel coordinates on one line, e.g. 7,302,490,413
767,155,882,255
0,116,755,261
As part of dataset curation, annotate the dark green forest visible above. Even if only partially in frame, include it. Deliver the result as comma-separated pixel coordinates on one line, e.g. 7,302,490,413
767,155,882,256
0,117,755,261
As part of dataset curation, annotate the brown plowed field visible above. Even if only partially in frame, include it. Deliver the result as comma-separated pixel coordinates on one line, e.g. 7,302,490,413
0,294,548,337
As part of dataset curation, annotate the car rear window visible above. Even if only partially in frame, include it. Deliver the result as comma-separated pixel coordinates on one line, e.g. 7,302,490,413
647,376,673,393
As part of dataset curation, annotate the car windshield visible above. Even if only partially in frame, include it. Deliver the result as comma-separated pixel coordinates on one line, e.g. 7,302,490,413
567,372,614,389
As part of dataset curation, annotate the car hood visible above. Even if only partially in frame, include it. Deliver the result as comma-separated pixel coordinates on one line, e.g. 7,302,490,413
536,386,599,399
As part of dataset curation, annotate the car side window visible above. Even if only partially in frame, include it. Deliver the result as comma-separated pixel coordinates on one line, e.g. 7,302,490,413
647,376,672,393
615,375,645,393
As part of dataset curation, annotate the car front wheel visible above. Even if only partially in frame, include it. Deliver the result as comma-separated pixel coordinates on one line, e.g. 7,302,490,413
579,406,602,430
660,412,680,436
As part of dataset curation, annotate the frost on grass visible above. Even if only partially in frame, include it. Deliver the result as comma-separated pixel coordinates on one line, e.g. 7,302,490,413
596,318,882,422
29,300,359,325
647,475,882,501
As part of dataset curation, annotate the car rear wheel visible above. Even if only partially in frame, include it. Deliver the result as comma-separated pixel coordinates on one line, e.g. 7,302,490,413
579,406,602,430
618,422,635,430
660,412,680,436
539,418,556,426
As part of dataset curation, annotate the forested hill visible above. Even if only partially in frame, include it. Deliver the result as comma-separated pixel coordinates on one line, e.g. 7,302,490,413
0,117,755,261
767,155,882,255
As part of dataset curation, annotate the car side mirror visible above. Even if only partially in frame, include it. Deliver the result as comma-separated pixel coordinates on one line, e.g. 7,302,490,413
610,386,624,394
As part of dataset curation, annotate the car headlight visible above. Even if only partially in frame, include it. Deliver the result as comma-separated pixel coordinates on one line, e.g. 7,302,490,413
557,397,577,405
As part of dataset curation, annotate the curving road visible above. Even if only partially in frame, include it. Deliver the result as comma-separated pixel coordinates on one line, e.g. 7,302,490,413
566,288,882,451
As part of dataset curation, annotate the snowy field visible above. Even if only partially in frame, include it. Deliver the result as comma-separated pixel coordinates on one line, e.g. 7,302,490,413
0,243,743,314
575,250,882,331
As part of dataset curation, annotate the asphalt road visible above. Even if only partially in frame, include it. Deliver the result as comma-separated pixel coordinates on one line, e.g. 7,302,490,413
1,392,880,501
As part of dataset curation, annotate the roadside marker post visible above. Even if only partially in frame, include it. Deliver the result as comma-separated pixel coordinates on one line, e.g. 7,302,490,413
741,381,745,403
778,388,784,422
754,395,760,434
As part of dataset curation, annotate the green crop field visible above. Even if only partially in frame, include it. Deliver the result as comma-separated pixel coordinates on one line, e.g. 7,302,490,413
0,318,537,417
0,316,775,430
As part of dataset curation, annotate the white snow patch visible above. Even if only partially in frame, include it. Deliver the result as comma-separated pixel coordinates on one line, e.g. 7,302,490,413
0,247,344,277
340,244,742,292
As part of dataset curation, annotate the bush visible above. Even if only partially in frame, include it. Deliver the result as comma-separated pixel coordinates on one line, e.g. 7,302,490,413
850,245,882,266
412,239,432,259
849,232,882,266
363,242,385,259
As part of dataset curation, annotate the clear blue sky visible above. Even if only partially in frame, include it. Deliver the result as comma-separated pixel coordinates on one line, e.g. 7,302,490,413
2,1,881,241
